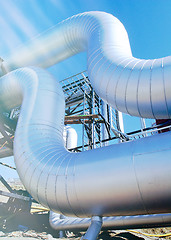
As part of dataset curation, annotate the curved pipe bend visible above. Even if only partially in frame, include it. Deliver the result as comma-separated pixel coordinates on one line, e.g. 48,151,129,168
1,67,171,219
3,11,171,119
1,12,171,218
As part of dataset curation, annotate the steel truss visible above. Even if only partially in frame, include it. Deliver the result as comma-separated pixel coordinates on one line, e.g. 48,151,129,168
59,71,125,151
0,71,124,158
0,70,169,158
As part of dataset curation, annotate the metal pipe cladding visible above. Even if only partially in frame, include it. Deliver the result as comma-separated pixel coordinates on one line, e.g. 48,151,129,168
0,12,171,219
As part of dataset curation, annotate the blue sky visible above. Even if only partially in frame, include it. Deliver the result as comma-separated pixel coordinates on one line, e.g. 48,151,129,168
0,0,171,179
1,0,171,79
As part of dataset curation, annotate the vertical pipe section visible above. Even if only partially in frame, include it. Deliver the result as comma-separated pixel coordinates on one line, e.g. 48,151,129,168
1,12,171,219
118,111,124,133
82,216,102,240
82,92,86,151
101,101,108,146
63,125,77,150
1,67,171,217
92,90,95,149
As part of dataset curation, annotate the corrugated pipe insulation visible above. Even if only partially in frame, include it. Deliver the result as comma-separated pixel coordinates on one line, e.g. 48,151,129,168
0,12,171,220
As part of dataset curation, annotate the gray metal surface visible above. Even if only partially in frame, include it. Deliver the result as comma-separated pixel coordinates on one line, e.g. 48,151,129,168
0,12,171,220
82,216,102,240
49,212,171,231
0,67,171,218
2,12,171,119
0,190,30,201
63,126,77,149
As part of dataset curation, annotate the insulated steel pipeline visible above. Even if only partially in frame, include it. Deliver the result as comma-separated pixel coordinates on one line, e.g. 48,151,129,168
2,11,171,119
49,212,171,231
1,67,171,218
0,12,171,220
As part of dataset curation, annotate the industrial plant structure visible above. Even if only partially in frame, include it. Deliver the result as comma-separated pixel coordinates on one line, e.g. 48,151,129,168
0,12,171,239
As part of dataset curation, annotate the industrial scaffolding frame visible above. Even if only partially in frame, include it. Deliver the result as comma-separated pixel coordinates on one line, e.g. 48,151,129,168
0,70,125,158
0,70,169,158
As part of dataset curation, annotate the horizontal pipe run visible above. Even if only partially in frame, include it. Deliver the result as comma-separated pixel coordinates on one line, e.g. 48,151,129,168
1,67,171,217
0,12,171,218
49,212,171,231
2,11,171,119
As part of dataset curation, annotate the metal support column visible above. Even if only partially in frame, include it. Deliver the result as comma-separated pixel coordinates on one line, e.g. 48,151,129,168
82,216,102,240
101,101,108,146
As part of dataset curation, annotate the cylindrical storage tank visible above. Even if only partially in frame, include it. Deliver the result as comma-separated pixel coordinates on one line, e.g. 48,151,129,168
63,125,78,149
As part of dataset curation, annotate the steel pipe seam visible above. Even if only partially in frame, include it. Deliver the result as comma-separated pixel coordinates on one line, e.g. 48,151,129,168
1,67,171,218
1,12,171,219
2,11,171,119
